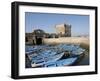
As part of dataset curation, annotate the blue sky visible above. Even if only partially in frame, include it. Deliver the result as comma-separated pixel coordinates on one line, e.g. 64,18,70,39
25,12,89,36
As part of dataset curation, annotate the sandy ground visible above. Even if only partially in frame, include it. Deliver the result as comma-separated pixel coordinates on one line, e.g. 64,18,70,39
43,37,89,45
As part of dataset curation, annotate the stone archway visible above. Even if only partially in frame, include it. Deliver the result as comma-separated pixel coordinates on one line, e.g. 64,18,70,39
25,37,28,42
35,37,42,45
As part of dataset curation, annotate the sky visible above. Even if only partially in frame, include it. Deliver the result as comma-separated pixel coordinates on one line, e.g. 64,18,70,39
25,12,89,36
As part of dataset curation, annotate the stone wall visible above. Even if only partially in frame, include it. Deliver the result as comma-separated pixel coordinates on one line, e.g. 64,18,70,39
43,37,89,45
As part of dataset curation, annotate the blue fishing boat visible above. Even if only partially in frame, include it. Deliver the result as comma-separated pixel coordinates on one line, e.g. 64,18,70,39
45,57,78,67
31,52,64,67
26,44,85,68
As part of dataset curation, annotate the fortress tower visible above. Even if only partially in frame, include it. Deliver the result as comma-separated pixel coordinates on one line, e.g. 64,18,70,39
55,23,71,37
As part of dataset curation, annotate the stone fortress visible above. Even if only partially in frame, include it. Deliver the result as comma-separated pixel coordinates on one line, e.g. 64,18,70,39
26,23,71,45
26,23,89,45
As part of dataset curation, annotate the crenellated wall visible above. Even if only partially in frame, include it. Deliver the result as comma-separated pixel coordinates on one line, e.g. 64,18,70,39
43,37,89,45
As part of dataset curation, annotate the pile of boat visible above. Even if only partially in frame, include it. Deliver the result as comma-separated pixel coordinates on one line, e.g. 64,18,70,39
25,44,85,68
